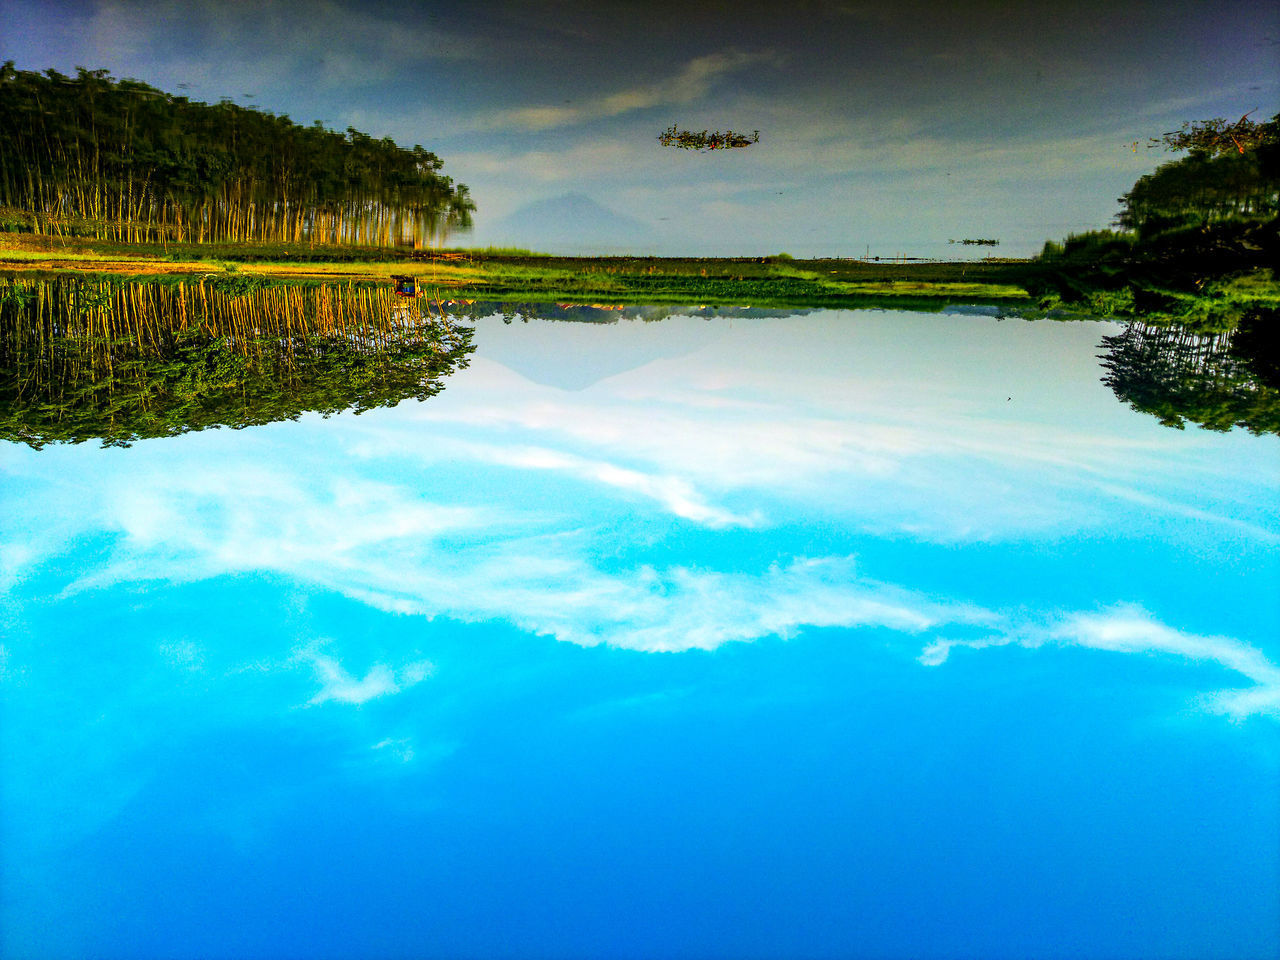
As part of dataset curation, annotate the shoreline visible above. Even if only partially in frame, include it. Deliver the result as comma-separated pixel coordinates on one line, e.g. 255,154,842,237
0,234,1037,308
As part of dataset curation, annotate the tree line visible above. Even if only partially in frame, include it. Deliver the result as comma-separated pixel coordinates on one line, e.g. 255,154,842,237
1031,112,1278,327
1024,113,1280,433
1116,146,1277,235
0,63,475,246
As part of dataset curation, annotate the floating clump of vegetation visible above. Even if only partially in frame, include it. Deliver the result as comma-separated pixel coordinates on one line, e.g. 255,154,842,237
0,62,475,247
658,125,759,150
0,276,475,447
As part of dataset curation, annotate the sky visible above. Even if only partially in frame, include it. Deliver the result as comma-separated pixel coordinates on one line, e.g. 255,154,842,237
2,0,1278,255
2,307,1278,958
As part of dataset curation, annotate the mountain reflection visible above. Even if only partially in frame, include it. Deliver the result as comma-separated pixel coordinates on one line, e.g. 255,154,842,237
0,277,475,447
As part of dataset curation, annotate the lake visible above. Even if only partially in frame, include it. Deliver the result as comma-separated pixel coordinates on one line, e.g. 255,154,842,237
2,297,1277,959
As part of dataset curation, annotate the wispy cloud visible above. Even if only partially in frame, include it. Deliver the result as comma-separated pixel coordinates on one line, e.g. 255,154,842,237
12,450,991,653
920,606,1280,720
371,737,416,763
58,0,484,101
56,464,491,596
487,50,782,131
452,442,761,528
298,644,435,706
484,556,994,652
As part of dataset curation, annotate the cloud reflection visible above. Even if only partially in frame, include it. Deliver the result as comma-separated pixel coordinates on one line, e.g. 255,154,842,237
1,311,1276,719
298,644,435,706
920,607,1280,720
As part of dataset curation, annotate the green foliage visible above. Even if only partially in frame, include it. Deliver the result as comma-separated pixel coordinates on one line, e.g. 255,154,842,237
0,62,475,247
1100,313,1280,435
0,276,475,447
658,125,759,150
209,273,273,296
1116,148,1278,237
458,246,551,258
439,253,1035,306
0,207,33,233
1150,112,1280,158
455,269,1026,311
1087,287,1136,317
1030,113,1279,327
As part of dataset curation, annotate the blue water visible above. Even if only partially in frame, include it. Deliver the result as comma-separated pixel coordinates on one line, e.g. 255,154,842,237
3,308,1277,959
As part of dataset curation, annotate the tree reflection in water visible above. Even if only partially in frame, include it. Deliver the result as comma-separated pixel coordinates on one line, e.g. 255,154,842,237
6,274,1279,446
0,276,475,448
1100,309,1280,435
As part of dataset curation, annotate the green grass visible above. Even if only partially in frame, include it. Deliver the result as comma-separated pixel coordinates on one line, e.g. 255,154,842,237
450,245,551,257
0,249,158,262
0,233,1039,308
448,263,1030,309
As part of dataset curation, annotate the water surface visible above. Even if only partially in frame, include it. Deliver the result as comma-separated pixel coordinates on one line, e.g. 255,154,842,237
2,303,1277,960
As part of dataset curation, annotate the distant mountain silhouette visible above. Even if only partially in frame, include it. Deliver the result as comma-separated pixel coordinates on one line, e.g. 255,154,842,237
479,193,656,254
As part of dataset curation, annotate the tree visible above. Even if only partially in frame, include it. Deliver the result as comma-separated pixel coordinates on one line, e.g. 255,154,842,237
1031,111,1279,321
1151,112,1280,157
1115,148,1277,237
0,62,476,246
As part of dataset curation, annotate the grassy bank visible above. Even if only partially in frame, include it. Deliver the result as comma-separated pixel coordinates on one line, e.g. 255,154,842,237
0,233,1036,308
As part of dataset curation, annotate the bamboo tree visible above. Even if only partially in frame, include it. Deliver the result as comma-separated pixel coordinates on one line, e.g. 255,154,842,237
0,63,476,247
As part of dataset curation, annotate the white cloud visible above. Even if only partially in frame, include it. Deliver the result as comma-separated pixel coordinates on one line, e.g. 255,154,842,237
12,447,990,653
307,657,397,705
372,737,415,763
57,463,491,596
299,645,435,706
487,50,782,131
453,443,760,528
486,556,993,652
920,606,1280,720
